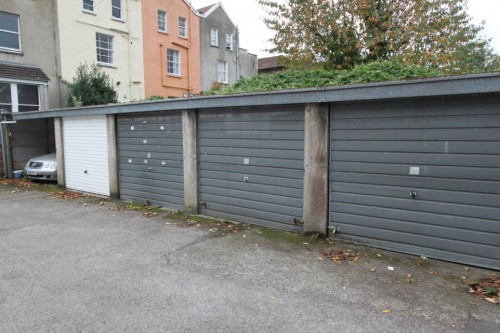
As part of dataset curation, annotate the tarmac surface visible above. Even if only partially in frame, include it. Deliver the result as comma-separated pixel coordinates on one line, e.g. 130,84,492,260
0,185,499,332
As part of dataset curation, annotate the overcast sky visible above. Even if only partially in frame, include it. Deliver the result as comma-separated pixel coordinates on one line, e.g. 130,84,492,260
190,0,500,58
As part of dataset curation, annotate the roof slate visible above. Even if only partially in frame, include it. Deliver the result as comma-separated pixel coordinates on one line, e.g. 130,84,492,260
258,56,285,70
197,3,217,15
0,62,50,82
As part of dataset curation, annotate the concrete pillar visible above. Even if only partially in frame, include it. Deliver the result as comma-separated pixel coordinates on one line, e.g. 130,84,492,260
54,117,65,186
106,114,119,199
182,109,198,213
0,124,13,178
303,103,330,234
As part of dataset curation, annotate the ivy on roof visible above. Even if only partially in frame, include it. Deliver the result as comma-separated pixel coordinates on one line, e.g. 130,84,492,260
205,61,444,95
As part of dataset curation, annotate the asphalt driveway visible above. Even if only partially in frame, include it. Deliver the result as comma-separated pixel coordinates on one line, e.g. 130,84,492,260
0,185,499,332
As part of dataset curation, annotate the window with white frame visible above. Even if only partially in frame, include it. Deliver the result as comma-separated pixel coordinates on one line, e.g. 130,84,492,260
225,32,233,50
217,61,228,83
167,49,180,76
178,17,187,37
112,0,122,19
96,33,114,65
158,11,167,32
83,0,95,12
0,12,21,52
210,27,218,47
0,82,40,113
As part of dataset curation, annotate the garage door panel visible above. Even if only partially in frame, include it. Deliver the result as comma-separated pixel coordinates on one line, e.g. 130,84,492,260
201,163,304,183
332,182,500,207
333,151,500,168
118,138,183,147
201,204,301,226
63,116,110,196
120,183,183,198
330,97,500,269
202,178,303,198
201,186,303,209
332,172,500,196
120,176,184,191
200,138,299,150
119,158,183,169
201,147,304,160
332,162,500,181
332,114,500,130
336,224,499,261
331,212,500,247
199,107,304,230
331,204,499,234
201,170,303,191
117,122,181,130
200,155,303,169
200,128,304,140
119,189,184,206
118,112,183,209
332,141,500,155
199,120,304,131
118,151,183,161
331,192,500,221
202,192,303,217
332,128,500,141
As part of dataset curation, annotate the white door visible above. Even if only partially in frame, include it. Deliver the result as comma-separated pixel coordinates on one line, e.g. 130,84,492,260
63,115,110,196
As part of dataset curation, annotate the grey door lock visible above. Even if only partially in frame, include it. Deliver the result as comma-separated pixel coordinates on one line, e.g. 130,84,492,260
410,190,417,199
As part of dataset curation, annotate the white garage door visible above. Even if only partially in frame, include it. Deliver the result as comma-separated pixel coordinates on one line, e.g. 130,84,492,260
63,115,110,196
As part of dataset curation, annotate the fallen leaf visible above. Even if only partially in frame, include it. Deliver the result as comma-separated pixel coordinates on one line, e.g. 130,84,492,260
369,267,376,272
406,274,414,283
464,267,470,271
303,242,309,245
269,295,277,301
467,301,479,306
382,309,391,314
376,254,382,258
99,201,105,205
317,257,325,261
430,271,438,275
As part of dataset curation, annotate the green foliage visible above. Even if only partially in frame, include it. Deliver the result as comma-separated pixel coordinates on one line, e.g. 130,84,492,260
145,95,164,101
258,0,500,73
206,61,442,95
485,287,499,296
67,63,118,107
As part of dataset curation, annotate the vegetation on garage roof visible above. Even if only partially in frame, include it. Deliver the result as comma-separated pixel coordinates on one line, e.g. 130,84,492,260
205,61,446,95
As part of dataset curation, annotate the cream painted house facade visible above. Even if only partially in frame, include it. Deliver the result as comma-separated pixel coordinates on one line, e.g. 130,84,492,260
56,0,145,102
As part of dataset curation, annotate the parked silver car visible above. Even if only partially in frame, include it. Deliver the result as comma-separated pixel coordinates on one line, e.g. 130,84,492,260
24,153,57,181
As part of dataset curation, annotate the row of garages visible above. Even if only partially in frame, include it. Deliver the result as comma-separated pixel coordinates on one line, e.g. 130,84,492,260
15,74,500,270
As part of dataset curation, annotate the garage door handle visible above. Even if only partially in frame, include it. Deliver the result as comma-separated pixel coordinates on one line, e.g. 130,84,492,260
410,190,417,199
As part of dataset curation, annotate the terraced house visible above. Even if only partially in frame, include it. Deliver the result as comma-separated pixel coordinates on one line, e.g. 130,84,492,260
0,0,257,176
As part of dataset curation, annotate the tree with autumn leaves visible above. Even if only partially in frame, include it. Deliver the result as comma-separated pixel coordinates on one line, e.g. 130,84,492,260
258,0,500,73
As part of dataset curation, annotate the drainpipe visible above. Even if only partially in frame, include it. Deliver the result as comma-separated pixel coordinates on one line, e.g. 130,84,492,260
236,26,240,81
0,123,6,178
126,0,133,100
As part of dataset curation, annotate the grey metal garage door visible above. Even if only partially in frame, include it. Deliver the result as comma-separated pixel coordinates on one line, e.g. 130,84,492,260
329,96,500,269
117,112,184,209
199,106,304,231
